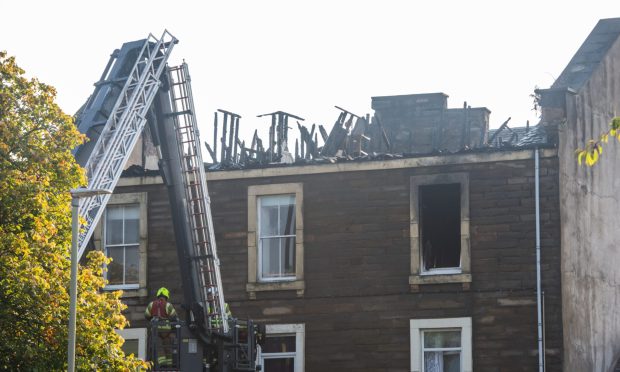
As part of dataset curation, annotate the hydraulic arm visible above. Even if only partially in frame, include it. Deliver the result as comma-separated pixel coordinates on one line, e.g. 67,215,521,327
74,31,176,260
73,32,262,371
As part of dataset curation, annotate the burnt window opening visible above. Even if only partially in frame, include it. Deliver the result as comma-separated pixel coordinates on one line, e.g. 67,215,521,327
419,183,461,271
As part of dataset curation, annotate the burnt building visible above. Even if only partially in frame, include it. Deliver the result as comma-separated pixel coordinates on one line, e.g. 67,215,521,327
105,95,562,371
91,18,620,372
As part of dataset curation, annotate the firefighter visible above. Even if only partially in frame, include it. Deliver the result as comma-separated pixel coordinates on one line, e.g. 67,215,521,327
145,287,178,367
145,287,178,320
207,287,232,329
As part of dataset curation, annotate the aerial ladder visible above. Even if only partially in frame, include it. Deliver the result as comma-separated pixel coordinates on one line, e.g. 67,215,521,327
73,32,262,371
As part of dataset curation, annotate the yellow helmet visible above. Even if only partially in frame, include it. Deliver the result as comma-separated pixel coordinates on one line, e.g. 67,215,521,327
156,287,170,299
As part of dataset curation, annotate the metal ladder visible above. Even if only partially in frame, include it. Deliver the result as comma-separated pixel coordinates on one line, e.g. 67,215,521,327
76,31,177,260
167,63,229,333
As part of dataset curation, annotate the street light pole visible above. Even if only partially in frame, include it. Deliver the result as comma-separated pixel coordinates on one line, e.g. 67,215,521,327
68,188,112,372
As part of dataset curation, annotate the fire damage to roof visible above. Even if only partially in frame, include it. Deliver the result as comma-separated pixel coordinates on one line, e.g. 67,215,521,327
488,118,548,148
205,92,551,171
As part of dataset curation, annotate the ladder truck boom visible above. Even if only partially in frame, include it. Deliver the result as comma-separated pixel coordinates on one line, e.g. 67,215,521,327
74,32,177,260
73,32,262,371
155,63,228,335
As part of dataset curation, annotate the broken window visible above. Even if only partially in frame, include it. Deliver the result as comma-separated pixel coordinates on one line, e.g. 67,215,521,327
258,194,296,280
419,184,461,272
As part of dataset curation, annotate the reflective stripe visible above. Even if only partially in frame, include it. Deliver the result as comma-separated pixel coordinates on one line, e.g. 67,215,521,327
207,303,231,316
166,303,177,318
208,303,232,327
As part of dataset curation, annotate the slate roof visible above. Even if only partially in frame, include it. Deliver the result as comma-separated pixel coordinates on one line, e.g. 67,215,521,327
488,124,548,148
552,18,620,91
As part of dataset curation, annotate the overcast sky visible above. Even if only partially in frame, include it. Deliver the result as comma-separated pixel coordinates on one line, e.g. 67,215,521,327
3,1,619,150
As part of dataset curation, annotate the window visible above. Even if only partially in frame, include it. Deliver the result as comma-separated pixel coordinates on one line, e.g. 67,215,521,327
247,184,305,299
422,330,462,371
410,318,472,372
410,174,471,288
419,184,461,273
260,324,305,372
116,328,147,360
105,204,140,288
93,192,148,296
258,195,296,280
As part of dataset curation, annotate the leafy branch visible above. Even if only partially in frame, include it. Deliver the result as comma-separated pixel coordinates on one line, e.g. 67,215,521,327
0,51,146,370
576,117,620,166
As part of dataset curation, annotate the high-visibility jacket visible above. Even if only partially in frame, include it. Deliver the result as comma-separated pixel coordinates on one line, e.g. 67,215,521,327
207,302,232,328
145,298,177,320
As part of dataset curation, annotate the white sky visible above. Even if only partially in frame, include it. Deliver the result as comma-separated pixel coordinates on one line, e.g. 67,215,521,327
3,1,619,151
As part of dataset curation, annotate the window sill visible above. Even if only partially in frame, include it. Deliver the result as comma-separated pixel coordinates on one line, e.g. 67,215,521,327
103,286,148,298
246,280,305,300
409,273,472,292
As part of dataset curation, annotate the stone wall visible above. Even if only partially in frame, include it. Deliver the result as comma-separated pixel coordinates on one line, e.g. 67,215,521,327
112,149,563,370
544,18,620,371
202,154,562,371
108,182,184,329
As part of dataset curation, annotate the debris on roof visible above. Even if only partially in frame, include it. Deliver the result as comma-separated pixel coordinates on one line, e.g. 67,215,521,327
488,119,548,147
204,93,552,171
121,164,161,177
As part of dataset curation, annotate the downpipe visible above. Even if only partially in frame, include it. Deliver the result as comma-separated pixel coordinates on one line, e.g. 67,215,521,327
535,148,544,372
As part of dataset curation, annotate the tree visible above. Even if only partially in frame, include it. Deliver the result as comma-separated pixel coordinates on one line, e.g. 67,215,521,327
575,117,620,166
0,51,147,371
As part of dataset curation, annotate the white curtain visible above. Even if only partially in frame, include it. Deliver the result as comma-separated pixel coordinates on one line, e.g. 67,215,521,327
424,352,443,372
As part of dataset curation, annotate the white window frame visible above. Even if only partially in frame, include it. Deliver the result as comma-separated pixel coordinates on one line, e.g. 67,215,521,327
93,192,148,297
104,204,140,290
409,173,471,288
410,317,472,372
259,324,305,372
257,194,297,282
247,183,305,299
116,327,147,360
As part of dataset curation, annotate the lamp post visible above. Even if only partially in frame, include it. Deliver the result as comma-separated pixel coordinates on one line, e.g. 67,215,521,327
68,188,112,372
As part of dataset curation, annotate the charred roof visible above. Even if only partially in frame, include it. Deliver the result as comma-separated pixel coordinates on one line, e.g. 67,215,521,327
205,93,550,172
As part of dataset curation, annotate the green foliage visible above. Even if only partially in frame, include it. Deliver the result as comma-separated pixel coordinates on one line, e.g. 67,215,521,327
530,86,542,117
576,117,620,166
0,51,147,371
